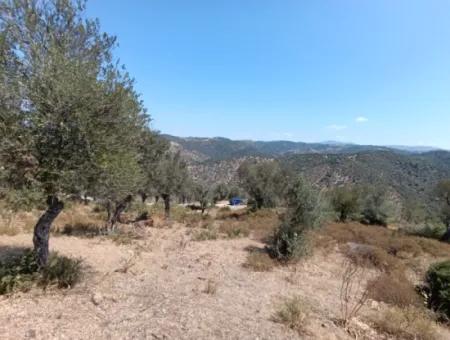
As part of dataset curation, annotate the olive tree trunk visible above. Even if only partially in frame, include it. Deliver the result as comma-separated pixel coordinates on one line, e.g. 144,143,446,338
33,196,64,267
107,195,133,232
162,194,170,218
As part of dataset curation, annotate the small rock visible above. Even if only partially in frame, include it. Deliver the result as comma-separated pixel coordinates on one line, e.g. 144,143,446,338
25,329,36,338
370,299,380,310
91,293,103,306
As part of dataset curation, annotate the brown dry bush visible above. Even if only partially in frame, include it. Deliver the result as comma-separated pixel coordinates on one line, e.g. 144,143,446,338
371,306,438,340
345,244,404,273
219,221,250,239
192,225,218,241
53,204,104,237
367,271,422,308
243,250,275,272
273,296,310,335
322,222,450,258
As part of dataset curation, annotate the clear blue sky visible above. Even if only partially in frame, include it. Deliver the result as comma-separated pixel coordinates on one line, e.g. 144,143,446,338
86,1,450,149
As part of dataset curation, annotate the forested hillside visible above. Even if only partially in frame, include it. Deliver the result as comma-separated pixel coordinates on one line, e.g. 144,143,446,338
166,135,450,209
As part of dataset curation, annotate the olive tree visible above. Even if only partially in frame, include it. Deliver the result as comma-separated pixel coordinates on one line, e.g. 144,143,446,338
0,0,149,266
436,180,450,241
153,152,188,218
271,177,323,261
237,160,288,210
194,183,211,214
330,186,361,222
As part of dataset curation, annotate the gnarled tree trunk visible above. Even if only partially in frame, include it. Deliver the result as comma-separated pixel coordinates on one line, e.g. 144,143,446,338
33,195,64,267
162,194,170,218
107,195,133,232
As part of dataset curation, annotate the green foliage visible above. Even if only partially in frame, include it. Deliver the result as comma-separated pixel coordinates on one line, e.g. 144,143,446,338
194,183,211,213
330,186,361,222
402,199,428,224
0,250,82,294
436,180,450,229
426,260,450,319
406,222,447,240
0,250,39,294
40,253,83,289
238,160,288,210
270,177,323,261
212,183,229,202
153,152,189,200
360,186,396,226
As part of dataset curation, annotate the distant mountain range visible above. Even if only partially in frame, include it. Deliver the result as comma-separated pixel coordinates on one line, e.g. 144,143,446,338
162,134,450,208
163,134,443,161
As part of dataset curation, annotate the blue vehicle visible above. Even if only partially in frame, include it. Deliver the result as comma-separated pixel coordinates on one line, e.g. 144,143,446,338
229,197,243,206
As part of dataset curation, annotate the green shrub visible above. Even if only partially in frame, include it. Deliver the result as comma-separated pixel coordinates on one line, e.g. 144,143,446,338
360,186,396,226
330,186,361,222
40,253,83,288
406,222,446,240
426,260,450,319
0,250,39,294
0,250,82,294
273,296,309,334
270,177,322,261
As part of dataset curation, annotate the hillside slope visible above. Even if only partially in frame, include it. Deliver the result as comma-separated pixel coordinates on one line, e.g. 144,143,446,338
164,135,450,208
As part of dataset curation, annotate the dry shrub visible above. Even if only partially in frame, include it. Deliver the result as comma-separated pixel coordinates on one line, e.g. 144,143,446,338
203,279,218,295
108,230,143,245
371,306,438,340
345,244,404,273
322,222,450,258
246,209,280,241
192,225,218,241
0,210,38,235
243,250,275,272
0,221,19,236
219,221,250,239
54,204,103,236
215,208,279,241
339,259,370,328
367,271,422,308
216,207,248,220
273,296,309,334
184,213,208,228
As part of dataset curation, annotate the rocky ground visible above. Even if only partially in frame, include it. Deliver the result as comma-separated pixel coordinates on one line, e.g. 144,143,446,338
0,220,449,340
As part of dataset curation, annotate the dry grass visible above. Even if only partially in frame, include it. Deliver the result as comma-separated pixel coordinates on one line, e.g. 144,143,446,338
216,208,279,241
108,231,143,245
243,250,275,272
273,296,309,334
367,271,422,308
203,279,218,295
219,221,250,239
321,222,450,259
192,225,218,241
53,204,104,236
345,244,404,273
371,306,439,340
0,210,38,235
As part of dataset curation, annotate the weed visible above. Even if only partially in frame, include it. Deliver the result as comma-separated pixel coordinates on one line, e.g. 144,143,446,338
273,296,309,334
203,279,218,295
371,306,438,340
0,250,82,294
243,251,275,272
192,225,218,241
367,272,422,308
